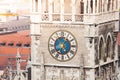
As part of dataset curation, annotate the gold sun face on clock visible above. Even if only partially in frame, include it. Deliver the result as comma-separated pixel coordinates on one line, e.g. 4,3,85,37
48,30,77,62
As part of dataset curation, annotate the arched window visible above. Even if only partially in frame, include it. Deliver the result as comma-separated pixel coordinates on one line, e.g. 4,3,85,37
99,0,102,12
95,0,97,13
106,36,112,58
52,0,60,21
95,39,99,65
35,0,38,12
95,68,99,80
107,0,111,11
41,0,48,13
64,0,72,21
100,0,102,12
80,0,84,14
116,0,118,9
86,0,88,13
46,0,48,12
112,0,114,10
75,0,84,14
111,63,115,73
99,38,105,61
52,0,60,13
64,0,72,13
103,0,106,12
32,0,38,12
90,0,93,13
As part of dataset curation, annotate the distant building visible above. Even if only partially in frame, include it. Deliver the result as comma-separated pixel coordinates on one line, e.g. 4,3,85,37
30,0,119,80
0,13,31,70
0,3,31,80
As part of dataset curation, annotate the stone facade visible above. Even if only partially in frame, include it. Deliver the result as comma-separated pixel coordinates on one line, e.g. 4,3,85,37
30,0,119,80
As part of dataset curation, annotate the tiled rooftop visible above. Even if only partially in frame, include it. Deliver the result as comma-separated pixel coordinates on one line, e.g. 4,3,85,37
0,30,30,70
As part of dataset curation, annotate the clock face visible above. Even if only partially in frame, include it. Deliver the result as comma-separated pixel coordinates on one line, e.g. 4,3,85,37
48,30,77,62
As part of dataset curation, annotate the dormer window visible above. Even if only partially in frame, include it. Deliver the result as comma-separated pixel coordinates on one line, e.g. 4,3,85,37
16,42,22,47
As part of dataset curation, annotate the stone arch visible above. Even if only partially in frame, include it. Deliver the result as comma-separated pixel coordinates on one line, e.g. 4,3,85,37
106,33,114,59
107,0,111,11
98,35,105,61
75,0,84,14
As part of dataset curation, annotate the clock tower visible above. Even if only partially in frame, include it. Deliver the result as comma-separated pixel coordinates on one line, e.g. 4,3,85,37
30,0,119,80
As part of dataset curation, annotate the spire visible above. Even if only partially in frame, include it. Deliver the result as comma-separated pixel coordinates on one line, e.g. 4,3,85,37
16,48,21,58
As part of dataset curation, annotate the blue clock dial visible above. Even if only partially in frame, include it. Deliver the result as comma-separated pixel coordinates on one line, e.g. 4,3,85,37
55,37,70,54
48,30,77,61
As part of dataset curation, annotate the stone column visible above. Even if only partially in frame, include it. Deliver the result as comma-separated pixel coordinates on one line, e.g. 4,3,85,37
79,54,84,80
16,48,21,80
49,0,52,21
72,0,75,22
93,0,96,14
32,0,35,12
113,0,116,10
101,0,102,12
38,0,41,12
84,0,87,14
99,0,101,12
60,69,64,80
40,52,45,80
96,0,99,13
38,0,42,21
60,0,64,22
88,0,91,13
110,0,112,11
116,0,119,10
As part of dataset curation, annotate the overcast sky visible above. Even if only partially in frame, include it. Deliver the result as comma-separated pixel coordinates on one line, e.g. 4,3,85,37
0,0,119,14
0,0,30,14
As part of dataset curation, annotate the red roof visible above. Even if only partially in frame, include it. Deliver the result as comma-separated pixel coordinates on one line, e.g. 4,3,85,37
0,30,30,69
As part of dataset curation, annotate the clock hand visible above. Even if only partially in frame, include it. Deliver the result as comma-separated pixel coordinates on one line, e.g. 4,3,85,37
63,37,68,44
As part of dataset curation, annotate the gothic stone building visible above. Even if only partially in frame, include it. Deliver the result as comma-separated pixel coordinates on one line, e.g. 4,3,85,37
30,0,119,80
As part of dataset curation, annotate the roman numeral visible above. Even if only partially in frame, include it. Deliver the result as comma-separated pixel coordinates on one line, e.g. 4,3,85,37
67,54,70,59
51,49,55,54
70,39,74,42
71,45,76,48
61,31,64,37
51,37,55,41
55,33,59,39
62,55,64,60
55,54,59,58
66,34,69,39
49,44,54,47
70,50,74,54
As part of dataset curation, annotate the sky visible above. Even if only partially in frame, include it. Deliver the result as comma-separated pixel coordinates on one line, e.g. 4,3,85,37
0,0,119,14
0,0,30,3
0,0,31,14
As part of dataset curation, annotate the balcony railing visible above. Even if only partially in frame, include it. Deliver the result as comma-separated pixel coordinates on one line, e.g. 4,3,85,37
41,13,49,21
75,14,83,22
31,11,119,24
64,14,72,21
31,13,84,23
52,13,60,21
